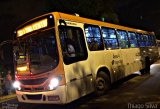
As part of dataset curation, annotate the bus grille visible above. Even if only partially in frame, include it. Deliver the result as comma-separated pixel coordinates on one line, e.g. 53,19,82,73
20,78,47,85
23,86,44,92
26,94,42,100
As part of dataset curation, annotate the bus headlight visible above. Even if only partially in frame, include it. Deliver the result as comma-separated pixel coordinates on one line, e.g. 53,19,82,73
13,81,21,90
48,77,61,90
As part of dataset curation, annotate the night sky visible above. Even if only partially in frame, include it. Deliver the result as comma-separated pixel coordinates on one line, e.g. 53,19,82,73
0,1,48,42
114,0,160,35
0,0,160,42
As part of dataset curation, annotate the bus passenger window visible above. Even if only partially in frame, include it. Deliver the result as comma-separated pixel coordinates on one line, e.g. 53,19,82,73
143,35,149,46
150,35,156,46
148,35,153,46
136,33,144,47
128,32,138,48
58,26,87,64
101,27,118,49
84,25,104,51
116,30,129,48
145,35,156,46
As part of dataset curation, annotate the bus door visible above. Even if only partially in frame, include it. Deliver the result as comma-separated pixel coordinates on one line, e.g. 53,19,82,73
58,20,93,102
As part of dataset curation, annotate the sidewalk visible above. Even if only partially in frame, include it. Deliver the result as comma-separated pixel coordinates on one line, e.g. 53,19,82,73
0,93,16,103
0,77,17,103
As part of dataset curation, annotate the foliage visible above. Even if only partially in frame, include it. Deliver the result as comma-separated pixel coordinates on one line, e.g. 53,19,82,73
0,65,7,78
46,0,119,23
0,0,119,42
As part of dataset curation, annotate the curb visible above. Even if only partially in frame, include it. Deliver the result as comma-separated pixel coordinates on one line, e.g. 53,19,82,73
0,94,17,103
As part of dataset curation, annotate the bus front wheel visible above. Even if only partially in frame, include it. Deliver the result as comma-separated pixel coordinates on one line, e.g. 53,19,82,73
95,72,111,96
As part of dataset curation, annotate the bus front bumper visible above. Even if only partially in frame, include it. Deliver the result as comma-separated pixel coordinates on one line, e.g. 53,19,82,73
16,85,66,104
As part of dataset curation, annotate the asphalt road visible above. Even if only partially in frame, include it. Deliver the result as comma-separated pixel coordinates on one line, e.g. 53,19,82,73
1,61,160,109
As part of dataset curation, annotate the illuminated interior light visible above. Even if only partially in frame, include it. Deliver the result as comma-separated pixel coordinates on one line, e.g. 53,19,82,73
17,66,28,72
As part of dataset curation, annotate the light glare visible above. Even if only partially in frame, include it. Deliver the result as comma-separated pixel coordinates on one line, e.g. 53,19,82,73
49,78,59,90
13,81,21,90
17,66,28,72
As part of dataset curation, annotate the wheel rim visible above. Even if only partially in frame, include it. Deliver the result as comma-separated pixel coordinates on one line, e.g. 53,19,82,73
96,78,106,91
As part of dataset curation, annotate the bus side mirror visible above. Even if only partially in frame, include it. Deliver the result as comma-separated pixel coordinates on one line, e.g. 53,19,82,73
14,51,19,61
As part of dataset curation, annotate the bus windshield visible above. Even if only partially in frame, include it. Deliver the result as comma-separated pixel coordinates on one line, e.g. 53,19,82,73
15,29,59,74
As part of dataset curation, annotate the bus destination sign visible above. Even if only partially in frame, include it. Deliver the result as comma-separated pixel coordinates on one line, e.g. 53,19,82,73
17,18,48,37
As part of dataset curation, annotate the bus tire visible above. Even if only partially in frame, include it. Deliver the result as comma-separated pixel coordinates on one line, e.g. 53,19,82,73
95,71,111,96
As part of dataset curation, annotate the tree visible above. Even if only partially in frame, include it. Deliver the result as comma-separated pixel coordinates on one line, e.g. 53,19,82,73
0,0,119,42
46,0,119,24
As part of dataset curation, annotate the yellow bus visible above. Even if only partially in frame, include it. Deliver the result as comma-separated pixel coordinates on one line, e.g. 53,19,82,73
13,12,159,104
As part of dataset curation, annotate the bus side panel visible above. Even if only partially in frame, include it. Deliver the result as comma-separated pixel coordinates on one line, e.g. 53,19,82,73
120,48,143,76
102,50,123,82
64,60,94,103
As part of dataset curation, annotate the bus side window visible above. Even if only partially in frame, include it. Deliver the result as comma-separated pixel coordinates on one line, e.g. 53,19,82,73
150,35,156,46
128,32,138,48
58,25,87,65
143,35,149,46
147,35,153,46
136,33,144,47
151,35,157,46
84,25,104,51
101,27,118,49
116,30,129,48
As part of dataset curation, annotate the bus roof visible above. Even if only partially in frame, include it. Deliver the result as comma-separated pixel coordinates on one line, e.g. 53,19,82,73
54,12,154,35
15,12,154,35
